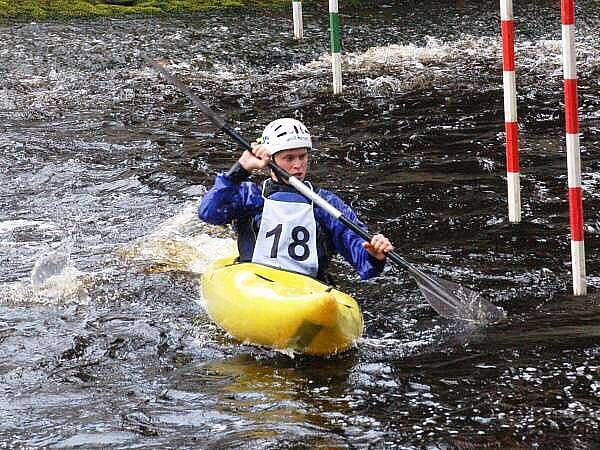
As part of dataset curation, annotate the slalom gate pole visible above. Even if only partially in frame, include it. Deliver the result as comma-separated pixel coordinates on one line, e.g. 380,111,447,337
293,0,303,40
561,0,586,295
329,0,343,94
500,0,521,223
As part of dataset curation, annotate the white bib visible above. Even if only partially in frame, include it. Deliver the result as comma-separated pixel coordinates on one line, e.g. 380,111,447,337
252,185,319,277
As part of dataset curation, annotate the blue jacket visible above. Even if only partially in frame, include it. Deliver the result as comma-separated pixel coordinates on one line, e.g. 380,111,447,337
198,168,385,281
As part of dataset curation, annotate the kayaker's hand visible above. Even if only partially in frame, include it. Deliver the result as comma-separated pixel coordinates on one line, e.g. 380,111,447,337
239,143,271,171
363,234,394,261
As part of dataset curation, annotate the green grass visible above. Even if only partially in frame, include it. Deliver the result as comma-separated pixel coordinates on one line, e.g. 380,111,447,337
0,0,297,19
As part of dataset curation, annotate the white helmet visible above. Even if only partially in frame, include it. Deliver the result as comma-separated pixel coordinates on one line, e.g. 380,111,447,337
260,118,312,156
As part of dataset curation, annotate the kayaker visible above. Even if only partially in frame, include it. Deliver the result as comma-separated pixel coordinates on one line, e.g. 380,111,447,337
198,118,394,282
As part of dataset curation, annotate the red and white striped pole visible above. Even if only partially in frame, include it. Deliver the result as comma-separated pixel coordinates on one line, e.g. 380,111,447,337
500,0,521,223
561,0,586,295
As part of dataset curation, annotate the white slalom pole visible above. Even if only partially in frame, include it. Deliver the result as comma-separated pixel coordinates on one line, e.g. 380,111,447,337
500,0,521,223
293,0,303,40
561,0,586,295
329,0,342,94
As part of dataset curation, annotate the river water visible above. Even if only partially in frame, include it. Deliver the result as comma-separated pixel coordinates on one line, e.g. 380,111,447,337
1,0,599,447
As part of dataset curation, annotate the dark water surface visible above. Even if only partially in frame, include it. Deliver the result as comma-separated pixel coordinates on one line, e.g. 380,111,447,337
1,0,599,447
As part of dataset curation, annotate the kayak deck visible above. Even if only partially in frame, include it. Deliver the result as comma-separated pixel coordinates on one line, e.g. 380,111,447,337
201,255,363,356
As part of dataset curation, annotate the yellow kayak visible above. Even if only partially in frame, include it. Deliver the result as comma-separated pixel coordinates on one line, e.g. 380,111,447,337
200,255,363,356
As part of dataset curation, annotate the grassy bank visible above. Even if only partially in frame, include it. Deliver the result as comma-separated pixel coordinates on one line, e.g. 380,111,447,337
0,0,296,19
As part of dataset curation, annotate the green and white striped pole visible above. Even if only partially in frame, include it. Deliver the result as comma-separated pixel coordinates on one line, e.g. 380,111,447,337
329,0,342,94
292,0,303,40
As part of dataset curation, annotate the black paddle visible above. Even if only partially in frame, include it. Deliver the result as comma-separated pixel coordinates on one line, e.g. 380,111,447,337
148,59,506,324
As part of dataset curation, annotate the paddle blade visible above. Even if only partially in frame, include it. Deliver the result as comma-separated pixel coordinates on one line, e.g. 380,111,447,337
412,273,506,324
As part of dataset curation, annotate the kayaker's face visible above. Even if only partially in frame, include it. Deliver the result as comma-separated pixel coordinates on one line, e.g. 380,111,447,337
272,148,309,181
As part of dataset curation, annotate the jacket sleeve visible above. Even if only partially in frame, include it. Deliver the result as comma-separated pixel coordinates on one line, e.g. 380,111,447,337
198,166,262,225
316,190,386,280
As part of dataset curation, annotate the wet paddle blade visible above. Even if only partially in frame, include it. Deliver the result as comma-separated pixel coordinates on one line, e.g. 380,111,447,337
412,272,506,324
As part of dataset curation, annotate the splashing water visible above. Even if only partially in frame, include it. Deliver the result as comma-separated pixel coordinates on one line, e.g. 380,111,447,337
116,201,236,274
30,250,70,289
31,243,91,303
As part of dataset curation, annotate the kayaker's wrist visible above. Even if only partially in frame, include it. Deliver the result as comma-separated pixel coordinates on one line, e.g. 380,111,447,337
226,162,251,183
368,254,385,275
